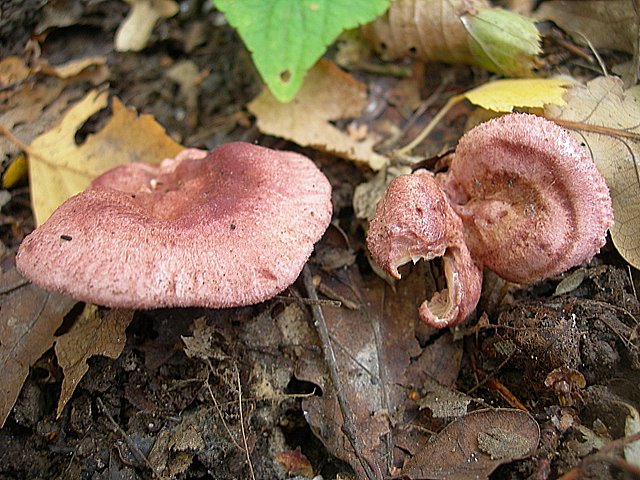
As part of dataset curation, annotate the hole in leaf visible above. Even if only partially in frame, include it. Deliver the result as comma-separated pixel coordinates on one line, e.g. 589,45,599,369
280,69,291,83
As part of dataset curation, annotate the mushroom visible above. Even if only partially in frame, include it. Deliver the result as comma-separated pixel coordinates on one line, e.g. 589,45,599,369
16,143,332,309
367,170,483,328
439,113,613,284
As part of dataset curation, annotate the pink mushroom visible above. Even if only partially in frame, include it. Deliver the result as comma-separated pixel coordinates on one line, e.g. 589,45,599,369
16,143,332,309
439,113,613,284
367,170,483,328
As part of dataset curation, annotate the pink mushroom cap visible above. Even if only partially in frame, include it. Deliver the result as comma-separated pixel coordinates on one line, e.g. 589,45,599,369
367,170,483,328
16,143,333,309
439,113,614,284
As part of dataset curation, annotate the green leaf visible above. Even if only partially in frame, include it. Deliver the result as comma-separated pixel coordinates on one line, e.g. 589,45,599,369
464,8,541,77
213,0,391,102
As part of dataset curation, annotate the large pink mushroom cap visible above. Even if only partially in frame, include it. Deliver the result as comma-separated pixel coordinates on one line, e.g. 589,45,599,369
367,171,483,328
16,143,333,309
439,113,614,284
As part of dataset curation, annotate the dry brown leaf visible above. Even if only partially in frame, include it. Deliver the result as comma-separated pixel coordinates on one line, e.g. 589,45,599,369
362,0,488,65
297,264,425,476
404,408,539,479
353,165,412,220
538,0,639,84
545,76,640,270
0,268,77,428
38,56,108,79
55,304,134,416
0,55,108,164
248,59,388,170
362,0,541,77
28,89,183,225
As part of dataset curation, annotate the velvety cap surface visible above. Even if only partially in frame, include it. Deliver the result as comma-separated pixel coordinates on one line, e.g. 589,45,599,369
367,171,482,328
17,143,332,308
441,113,614,284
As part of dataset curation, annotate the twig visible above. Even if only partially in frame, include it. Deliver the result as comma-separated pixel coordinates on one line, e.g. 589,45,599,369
393,94,464,157
233,362,256,480
203,359,244,452
96,397,161,479
273,294,342,308
302,265,381,480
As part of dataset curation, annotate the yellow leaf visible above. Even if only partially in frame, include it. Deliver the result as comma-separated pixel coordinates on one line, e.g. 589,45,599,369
464,78,573,112
28,90,183,225
249,59,388,170
545,76,640,270
2,154,28,188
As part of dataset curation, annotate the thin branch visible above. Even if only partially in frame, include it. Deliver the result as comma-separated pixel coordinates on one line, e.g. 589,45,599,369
96,397,162,480
233,362,256,480
302,265,381,480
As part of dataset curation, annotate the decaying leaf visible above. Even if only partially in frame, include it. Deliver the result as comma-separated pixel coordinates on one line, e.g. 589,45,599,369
0,56,80,162
0,269,77,428
55,304,134,416
114,0,179,52
362,0,541,77
538,0,639,84
353,165,412,220
403,408,540,479
545,76,640,269
28,89,183,225
249,59,388,170
276,447,314,477
622,402,640,467
418,378,473,418
297,264,425,476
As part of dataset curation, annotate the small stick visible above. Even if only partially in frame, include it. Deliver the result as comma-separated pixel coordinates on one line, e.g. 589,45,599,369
233,362,256,480
96,397,162,480
302,265,381,480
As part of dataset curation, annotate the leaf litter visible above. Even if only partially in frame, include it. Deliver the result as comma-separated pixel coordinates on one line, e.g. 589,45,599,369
2,2,640,479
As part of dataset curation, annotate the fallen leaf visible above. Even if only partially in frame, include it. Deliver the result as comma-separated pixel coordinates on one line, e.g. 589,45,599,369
2,154,28,188
362,0,541,77
353,165,412,220
55,304,134,416
418,378,472,418
0,55,107,165
545,76,640,269
249,59,388,170
463,77,572,112
276,447,314,477
538,0,639,85
0,268,77,427
622,402,640,467
0,56,30,86
214,0,391,102
297,264,424,476
538,0,638,55
38,56,108,79
114,0,179,52
403,408,540,479
28,90,183,225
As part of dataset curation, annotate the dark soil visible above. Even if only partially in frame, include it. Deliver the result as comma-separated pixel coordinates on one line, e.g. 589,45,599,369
1,2,639,480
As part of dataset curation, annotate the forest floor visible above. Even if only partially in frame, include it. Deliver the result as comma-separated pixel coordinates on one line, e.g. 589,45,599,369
1,1,639,479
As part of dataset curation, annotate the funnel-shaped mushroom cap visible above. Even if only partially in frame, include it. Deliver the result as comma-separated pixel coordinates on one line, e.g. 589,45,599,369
440,113,613,284
367,171,483,328
16,143,332,308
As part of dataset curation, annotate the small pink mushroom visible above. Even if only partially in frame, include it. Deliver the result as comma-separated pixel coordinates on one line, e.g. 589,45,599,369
439,113,613,284
367,171,483,328
16,143,332,309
